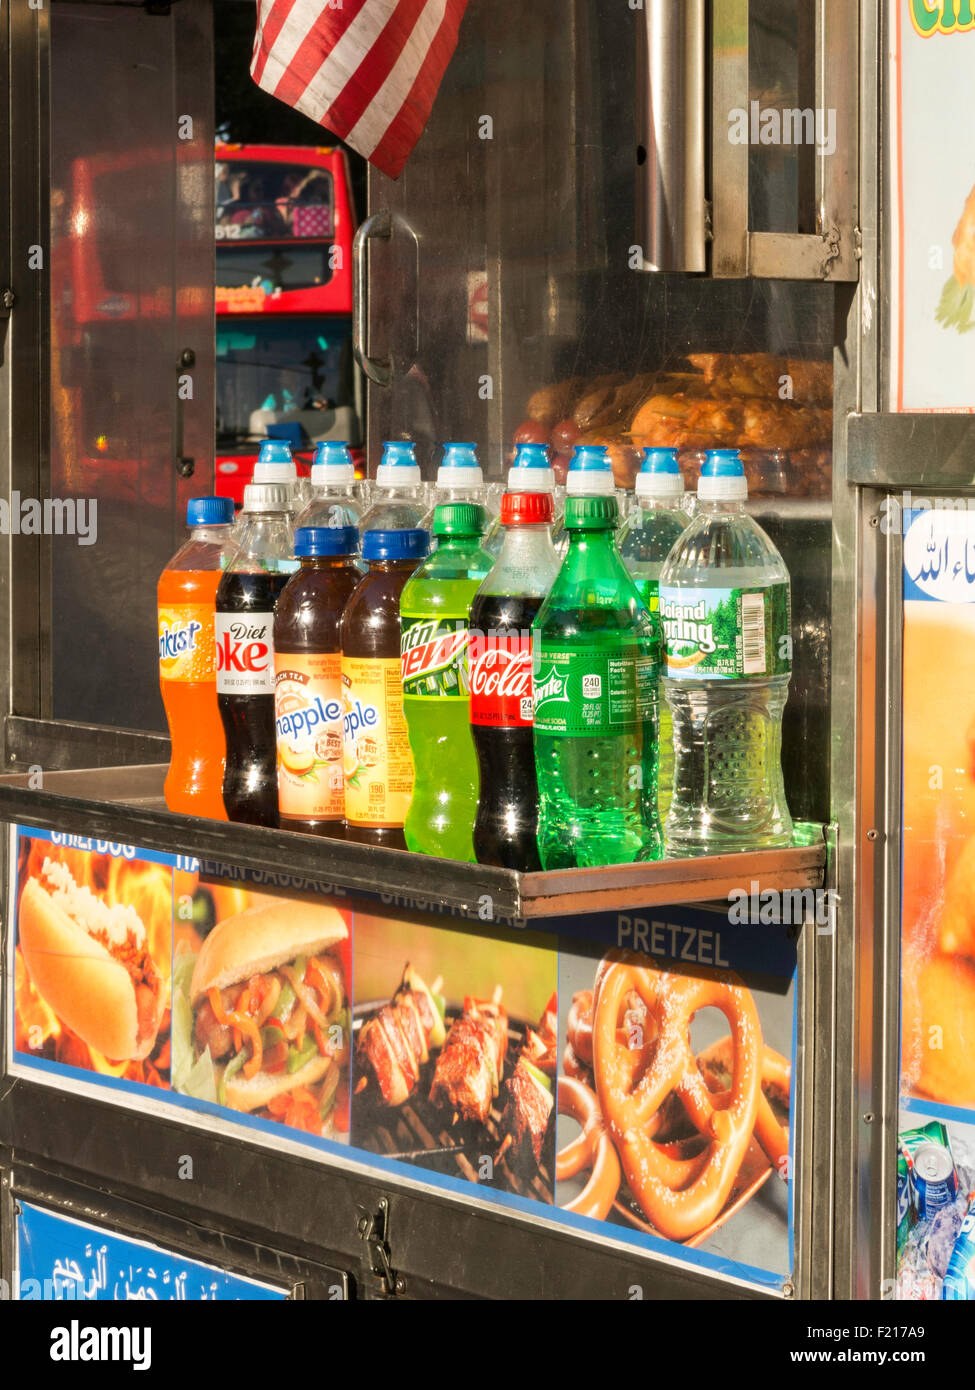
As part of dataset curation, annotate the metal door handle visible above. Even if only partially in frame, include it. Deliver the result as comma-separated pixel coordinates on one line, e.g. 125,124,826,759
353,212,392,386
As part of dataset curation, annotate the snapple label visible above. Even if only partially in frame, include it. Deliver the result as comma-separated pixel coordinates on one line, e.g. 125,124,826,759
340,657,414,827
274,654,345,824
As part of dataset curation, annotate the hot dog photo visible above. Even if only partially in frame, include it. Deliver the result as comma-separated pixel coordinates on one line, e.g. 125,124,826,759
350,910,558,1204
171,870,352,1141
13,833,172,1088
556,944,793,1269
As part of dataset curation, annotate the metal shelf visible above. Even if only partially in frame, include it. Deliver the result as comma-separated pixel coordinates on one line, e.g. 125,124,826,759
0,763,826,920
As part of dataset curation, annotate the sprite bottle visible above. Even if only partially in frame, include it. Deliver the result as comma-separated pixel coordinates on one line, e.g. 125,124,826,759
400,502,492,861
532,494,662,869
618,448,690,820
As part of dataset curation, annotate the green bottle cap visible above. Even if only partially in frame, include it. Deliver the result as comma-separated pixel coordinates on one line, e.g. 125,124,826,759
564,495,618,530
432,502,486,537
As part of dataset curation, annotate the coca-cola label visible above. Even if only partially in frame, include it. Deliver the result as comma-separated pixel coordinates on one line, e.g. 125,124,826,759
469,631,535,728
215,611,274,695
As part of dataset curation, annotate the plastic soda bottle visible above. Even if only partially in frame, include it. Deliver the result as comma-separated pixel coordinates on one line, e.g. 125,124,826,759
295,441,364,531
483,441,560,556
274,526,362,838
158,496,236,819
216,482,297,827
658,449,793,855
533,494,662,869
252,438,311,510
400,503,492,861
470,492,560,870
341,529,429,848
619,448,690,819
358,441,426,531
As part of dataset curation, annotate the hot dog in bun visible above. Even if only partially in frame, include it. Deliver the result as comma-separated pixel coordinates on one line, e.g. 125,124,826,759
18,857,166,1062
189,901,349,1131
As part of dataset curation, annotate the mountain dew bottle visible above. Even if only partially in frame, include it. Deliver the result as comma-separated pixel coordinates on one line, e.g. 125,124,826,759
619,448,690,820
658,449,793,856
532,494,662,869
400,502,492,861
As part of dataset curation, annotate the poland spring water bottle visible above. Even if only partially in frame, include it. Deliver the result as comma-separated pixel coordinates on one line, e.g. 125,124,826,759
658,449,793,855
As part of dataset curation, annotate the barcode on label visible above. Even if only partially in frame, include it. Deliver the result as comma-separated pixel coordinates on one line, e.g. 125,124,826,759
741,593,766,674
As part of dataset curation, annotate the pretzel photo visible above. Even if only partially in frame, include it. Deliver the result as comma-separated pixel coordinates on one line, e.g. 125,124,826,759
555,1075,621,1220
555,949,792,1242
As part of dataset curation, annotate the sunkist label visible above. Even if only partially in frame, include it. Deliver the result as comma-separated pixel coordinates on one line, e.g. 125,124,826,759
158,604,213,683
274,654,344,821
214,611,274,694
533,647,657,737
341,657,414,827
469,629,534,728
400,614,470,698
658,583,791,680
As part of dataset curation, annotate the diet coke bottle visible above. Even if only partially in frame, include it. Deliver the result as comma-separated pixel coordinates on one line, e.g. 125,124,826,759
216,482,296,826
469,492,560,870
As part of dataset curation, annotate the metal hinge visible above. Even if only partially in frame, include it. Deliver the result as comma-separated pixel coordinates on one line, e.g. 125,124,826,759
356,1199,404,1297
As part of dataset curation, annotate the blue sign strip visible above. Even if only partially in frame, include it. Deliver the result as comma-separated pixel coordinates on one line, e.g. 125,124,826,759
15,1202,286,1300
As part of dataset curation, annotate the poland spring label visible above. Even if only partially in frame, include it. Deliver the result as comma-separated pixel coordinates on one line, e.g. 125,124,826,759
533,647,657,737
658,583,791,680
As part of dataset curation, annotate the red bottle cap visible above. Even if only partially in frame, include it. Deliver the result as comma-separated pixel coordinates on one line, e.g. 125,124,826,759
501,491,554,525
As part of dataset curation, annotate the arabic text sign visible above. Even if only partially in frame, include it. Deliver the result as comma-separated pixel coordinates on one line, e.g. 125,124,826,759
14,1202,287,1301
903,507,975,602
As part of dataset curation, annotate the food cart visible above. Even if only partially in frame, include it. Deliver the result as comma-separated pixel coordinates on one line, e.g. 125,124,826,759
0,0,970,1304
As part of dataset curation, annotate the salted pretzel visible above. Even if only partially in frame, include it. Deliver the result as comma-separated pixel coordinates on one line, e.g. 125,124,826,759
556,1075,621,1220
593,952,764,1242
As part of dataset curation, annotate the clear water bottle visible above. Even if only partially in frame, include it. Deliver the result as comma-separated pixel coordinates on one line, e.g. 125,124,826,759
420,443,487,536
296,441,363,531
619,448,691,822
550,443,617,555
483,441,560,556
359,441,426,531
658,449,793,856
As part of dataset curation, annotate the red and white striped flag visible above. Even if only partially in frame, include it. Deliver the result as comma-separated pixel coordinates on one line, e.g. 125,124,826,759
251,0,470,180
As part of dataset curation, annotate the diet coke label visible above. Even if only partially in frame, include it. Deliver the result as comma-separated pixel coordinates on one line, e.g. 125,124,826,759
215,612,275,695
469,639,534,728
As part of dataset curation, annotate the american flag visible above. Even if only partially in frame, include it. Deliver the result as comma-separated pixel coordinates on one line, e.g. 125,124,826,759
251,0,470,180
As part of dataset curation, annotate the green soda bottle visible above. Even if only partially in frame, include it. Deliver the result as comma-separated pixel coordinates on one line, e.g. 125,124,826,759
400,502,492,861
532,494,662,869
618,448,690,821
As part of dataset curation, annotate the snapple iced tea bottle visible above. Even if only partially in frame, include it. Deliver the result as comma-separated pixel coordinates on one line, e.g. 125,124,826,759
340,529,429,848
274,526,361,838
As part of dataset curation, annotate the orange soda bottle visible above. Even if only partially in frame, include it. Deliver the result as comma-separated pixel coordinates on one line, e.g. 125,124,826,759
158,497,237,817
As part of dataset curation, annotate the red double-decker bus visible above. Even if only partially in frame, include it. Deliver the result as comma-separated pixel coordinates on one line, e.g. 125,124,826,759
214,143,363,504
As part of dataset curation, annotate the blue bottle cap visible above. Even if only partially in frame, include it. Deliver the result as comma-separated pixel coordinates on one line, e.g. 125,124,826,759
257,439,294,464
381,441,418,467
295,525,359,558
512,442,551,468
313,441,352,467
361,528,430,561
641,448,681,474
702,448,744,476
187,496,234,527
569,444,612,472
439,442,479,469
699,449,747,501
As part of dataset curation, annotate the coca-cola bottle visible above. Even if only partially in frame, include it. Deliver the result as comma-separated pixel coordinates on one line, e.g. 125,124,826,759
216,482,296,826
469,491,560,870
